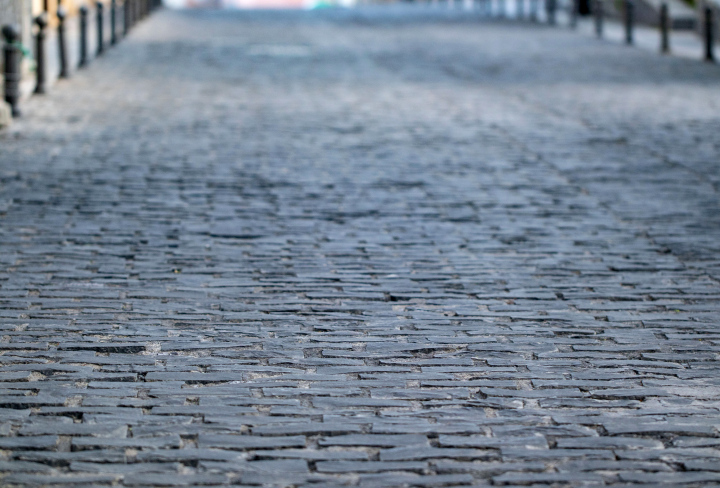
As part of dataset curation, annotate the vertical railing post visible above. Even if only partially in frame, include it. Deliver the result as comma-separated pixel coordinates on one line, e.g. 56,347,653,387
517,0,524,18
624,0,634,44
570,0,579,28
705,6,715,62
111,0,117,45
2,24,22,117
546,0,557,24
57,6,69,78
79,5,88,67
97,2,104,55
34,14,48,94
659,2,670,53
594,0,603,37
124,0,130,34
530,0,538,21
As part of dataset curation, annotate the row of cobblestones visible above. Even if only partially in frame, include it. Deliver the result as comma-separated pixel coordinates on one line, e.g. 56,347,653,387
1,6,720,487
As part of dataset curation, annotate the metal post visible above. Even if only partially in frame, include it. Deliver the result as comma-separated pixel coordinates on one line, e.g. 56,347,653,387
659,2,669,53
79,5,88,67
570,0,578,28
34,14,48,94
705,6,715,62
594,0,603,37
97,2,104,55
2,24,22,117
111,0,117,44
124,0,130,34
624,0,634,44
530,0,538,21
517,0,524,19
546,0,557,24
57,6,69,78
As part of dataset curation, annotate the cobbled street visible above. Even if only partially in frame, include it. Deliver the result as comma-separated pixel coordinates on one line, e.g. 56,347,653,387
2,6,720,487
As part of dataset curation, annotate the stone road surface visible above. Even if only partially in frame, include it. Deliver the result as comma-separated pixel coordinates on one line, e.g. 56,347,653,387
2,5,720,487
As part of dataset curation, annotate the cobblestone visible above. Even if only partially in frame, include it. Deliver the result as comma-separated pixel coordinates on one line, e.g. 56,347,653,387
1,4,720,487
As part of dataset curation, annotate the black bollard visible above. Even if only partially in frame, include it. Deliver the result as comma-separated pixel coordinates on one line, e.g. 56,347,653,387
2,24,22,117
124,0,130,34
57,6,69,78
97,2,104,55
705,7,715,62
79,5,88,67
624,0,634,44
570,0,579,28
34,14,48,94
659,2,669,53
529,0,538,21
546,0,557,24
594,0,603,37
111,0,117,44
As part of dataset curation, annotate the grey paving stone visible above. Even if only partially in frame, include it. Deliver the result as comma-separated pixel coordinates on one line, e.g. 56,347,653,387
493,471,606,485
618,471,720,484
197,434,307,449
379,446,498,461
316,460,428,473
318,434,428,447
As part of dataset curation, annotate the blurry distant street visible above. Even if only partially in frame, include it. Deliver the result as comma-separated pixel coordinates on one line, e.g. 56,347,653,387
2,5,720,487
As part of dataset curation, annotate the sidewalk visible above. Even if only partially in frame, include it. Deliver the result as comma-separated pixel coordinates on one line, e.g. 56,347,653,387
1,6,720,487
